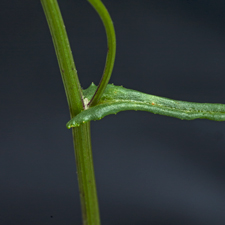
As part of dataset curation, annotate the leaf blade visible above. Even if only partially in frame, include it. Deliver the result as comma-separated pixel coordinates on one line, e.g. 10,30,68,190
67,84,225,128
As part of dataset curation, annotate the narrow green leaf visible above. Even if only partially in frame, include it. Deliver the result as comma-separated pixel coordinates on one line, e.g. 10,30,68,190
67,83,225,128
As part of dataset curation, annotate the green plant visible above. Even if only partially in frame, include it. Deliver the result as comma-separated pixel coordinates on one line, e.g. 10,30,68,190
41,0,225,224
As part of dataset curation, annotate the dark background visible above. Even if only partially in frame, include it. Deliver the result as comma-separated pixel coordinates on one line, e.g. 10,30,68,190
1,0,225,224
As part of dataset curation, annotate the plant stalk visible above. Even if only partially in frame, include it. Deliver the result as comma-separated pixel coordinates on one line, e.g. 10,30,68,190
40,0,100,224
73,123,100,225
87,0,116,107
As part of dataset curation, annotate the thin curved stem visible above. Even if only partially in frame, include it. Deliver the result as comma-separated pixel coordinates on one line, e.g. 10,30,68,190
87,0,116,107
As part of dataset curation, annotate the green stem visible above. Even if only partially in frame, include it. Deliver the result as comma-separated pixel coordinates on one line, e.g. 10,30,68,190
87,0,116,107
73,123,100,225
40,0,83,116
40,0,100,224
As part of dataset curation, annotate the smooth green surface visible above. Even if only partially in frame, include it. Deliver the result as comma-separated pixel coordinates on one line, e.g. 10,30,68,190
73,123,100,225
41,1,100,224
87,0,116,107
41,0,83,117
67,83,225,128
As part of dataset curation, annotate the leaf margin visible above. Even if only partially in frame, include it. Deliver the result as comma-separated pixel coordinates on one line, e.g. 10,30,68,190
67,83,225,128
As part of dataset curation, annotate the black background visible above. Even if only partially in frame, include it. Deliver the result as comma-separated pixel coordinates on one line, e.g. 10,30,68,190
1,0,225,224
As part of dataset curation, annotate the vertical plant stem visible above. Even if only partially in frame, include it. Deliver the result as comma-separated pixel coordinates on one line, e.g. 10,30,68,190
40,0,100,224
40,0,83,116
73,123,100,225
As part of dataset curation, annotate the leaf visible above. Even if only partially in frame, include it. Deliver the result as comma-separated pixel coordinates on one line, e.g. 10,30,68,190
67,83,225,128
